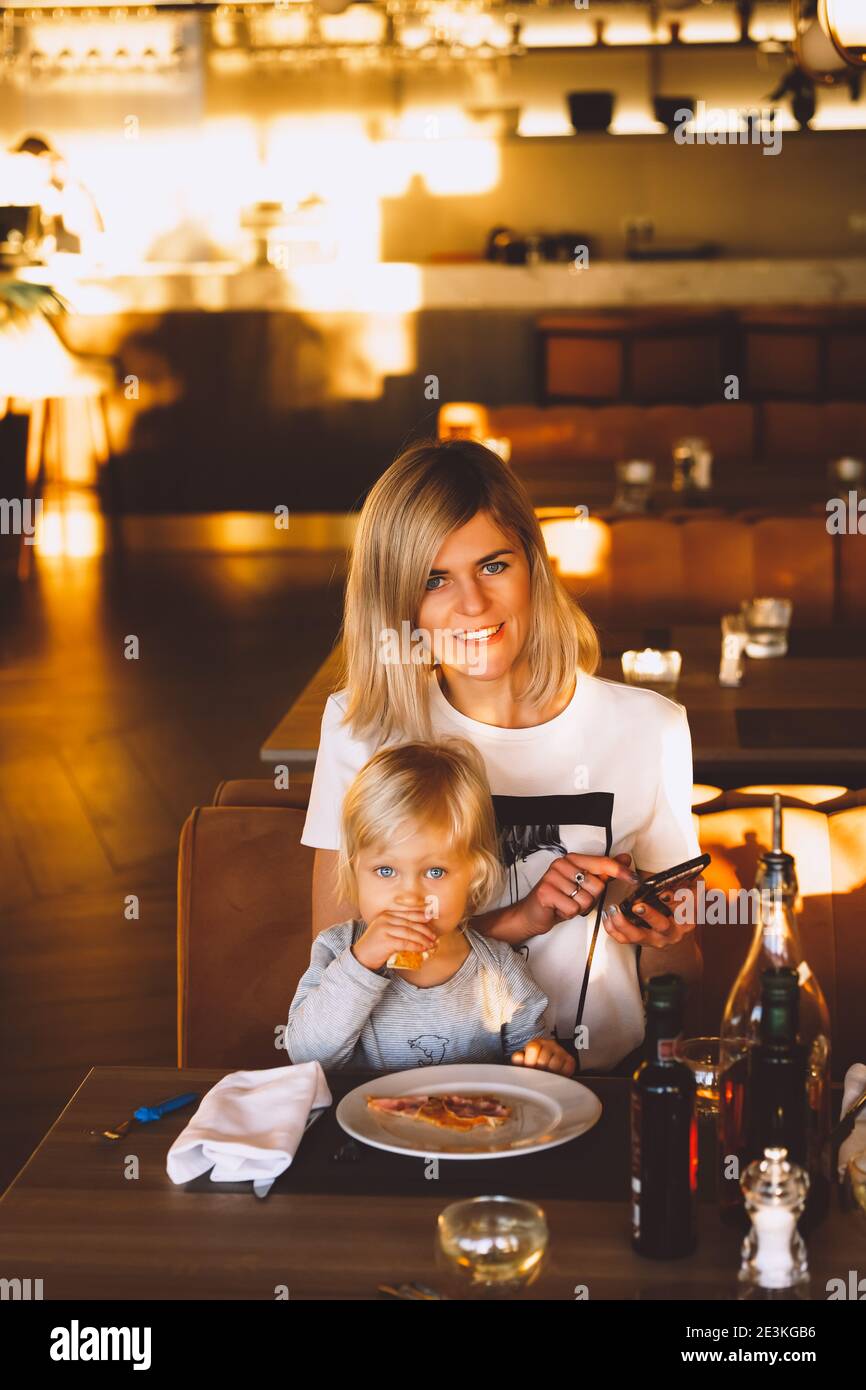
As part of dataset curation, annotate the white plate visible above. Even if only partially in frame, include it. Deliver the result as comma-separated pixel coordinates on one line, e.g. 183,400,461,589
336,1064,602,1160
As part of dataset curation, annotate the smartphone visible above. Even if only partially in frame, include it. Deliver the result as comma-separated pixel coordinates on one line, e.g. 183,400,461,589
616,853,711,927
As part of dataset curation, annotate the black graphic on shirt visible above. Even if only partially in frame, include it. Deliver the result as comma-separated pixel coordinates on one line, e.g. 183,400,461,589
490,792,615,1049
409,1034,449,1066
500,824,568,873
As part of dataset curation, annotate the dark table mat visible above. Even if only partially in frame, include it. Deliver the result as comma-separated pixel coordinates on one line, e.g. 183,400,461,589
736,708,866,750
180,1073,631,1202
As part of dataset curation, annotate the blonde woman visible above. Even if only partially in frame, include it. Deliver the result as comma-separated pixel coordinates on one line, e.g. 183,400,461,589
287,739,575,1075
302,439,702,1074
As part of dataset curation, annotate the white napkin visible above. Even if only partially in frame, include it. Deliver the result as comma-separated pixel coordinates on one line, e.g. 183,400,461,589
837,1062,866,1180
166,1063,332,1198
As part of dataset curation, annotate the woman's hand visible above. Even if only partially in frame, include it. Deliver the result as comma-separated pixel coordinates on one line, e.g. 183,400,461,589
602,879,701,951
351,909,438,973
521,852,639,938
510,1037,576,1077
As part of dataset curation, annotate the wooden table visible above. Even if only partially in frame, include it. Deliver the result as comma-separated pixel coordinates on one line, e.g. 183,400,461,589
0,1065,860,1300
260,627,866,777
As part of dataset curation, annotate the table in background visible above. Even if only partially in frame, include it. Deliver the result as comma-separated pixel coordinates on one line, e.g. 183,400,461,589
0,1066,860,1300
260,628,866,779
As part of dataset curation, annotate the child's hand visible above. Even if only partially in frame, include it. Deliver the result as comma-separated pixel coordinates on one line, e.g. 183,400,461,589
509,1038,576,1077
351,909,438,973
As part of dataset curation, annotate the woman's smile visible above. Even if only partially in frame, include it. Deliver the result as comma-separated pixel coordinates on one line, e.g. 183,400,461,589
451,620,506,646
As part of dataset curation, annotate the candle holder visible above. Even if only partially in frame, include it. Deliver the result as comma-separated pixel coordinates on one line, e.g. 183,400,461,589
621,647,682,695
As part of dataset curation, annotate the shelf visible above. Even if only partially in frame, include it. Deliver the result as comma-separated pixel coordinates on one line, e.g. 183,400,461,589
501,128,866,141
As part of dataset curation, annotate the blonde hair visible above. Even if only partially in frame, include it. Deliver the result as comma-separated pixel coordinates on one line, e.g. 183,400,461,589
337,437,600,742
336,738,505,918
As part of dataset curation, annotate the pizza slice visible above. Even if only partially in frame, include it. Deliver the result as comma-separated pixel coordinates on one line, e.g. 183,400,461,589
366,1093,511,1131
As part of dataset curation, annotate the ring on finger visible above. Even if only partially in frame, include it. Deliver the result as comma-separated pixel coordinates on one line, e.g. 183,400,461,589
573,871,585,887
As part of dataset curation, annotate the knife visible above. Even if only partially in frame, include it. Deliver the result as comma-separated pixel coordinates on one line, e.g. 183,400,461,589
90,1091,199,1140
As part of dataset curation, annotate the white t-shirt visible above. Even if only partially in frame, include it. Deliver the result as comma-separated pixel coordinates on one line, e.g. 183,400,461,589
301,670,700,1071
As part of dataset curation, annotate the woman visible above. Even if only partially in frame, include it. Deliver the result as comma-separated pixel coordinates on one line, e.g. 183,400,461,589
301,439,702,1073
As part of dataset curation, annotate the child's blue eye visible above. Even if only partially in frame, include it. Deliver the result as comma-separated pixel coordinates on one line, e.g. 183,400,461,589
427,867,445,879
375,866,396,878
482,560,508,575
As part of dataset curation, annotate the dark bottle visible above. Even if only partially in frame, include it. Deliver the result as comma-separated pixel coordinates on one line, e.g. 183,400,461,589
631,973,697,1259
724,968,827,1234
745,969,808,1169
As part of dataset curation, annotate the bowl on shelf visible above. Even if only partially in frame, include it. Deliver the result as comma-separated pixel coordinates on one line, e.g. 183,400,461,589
566,91,615,134
653,96,695,133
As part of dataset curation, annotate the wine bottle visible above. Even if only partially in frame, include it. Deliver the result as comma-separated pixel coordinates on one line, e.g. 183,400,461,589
631,973,697,1259
745,968,808,1168
719,797,831,1227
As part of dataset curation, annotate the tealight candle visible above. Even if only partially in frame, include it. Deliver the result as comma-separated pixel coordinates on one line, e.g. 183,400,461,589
482,436,512,463
621,648,682,694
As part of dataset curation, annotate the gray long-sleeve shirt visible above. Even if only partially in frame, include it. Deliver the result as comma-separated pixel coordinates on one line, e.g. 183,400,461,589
286,920,550,1072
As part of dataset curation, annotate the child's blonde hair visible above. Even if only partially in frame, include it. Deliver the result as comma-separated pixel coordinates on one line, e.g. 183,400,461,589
337,738,505,919
337,437,600,743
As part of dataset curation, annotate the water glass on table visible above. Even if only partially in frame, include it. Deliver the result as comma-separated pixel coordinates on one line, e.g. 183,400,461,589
613,459,655,515
436,1196,548,1299
739,597,793,659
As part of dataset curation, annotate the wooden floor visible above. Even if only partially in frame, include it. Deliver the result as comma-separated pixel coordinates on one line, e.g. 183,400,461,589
0,545,345,1194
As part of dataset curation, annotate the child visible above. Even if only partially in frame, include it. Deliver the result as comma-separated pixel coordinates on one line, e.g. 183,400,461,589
287,739,576,1076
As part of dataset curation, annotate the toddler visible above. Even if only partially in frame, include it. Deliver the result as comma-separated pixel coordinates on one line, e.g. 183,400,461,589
287,738,575,1076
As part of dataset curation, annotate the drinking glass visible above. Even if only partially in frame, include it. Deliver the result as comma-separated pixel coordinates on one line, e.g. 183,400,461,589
613,459,655,515
672,437,713,493
828,456,864,489
435,1196,548,1299
847,1152,866,1222
740,597,793,659
677,1037,723,1201
677,1037,722,1118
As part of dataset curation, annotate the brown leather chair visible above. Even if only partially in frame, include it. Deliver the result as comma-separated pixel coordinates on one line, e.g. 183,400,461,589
213,776,312,808
679,518,755,622
607,517,684,622
751,516,834,624
177,805,316,1068
838,528,866,624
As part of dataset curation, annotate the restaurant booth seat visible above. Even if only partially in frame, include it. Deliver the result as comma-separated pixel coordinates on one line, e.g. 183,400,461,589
212,775,313,807
550,510,838,625
179,783,866,1080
